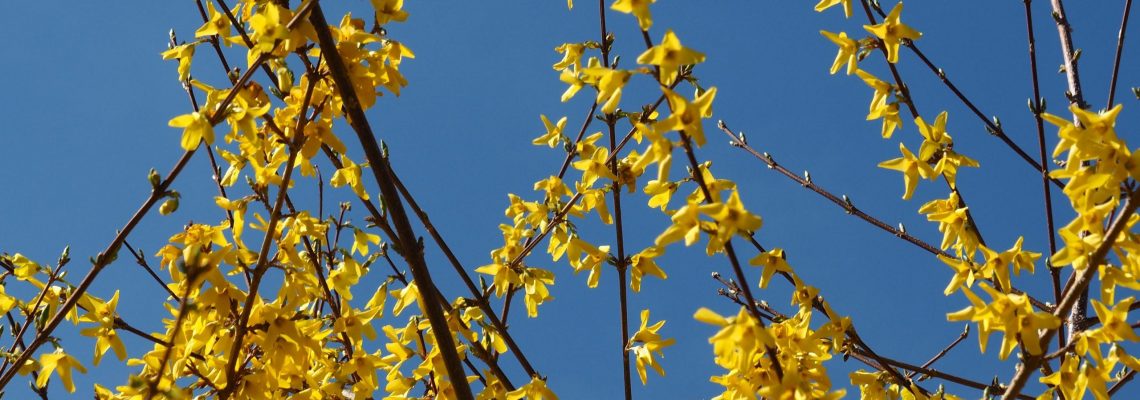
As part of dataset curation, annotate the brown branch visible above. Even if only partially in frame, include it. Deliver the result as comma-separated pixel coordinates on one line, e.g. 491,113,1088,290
852,347,1034,400
906,324,969,380
218,123,304,399
862,2,1064,189
717,121,1053,312
390,172,536,382
307,5,474,399
1107,0,1134,107
1001,188,1140,398
0,148,197,390
1021,0,1065,352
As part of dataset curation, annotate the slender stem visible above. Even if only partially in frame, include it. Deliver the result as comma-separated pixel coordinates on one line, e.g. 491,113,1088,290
677,132,784,380
1022,0,1065,352
145,273,195,398
864,2,1064,189
906,325,969,380
307,6,474,399
0,148,196,390
390,171,537,381
1046,0,1093,352
595,1,632,397
123,241,180,300
605,116,633,400
1050,0,1087,109
1108,0,1134,107
218,129,303,399
858,0,989,252
717,122,1052,312
851,347,1034,399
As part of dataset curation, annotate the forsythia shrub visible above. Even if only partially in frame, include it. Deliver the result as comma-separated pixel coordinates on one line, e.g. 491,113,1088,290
0,0,1137,399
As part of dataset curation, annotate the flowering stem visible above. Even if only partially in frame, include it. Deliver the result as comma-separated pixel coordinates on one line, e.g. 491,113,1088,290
218,128,304,400
308,5,475,399
1021,0,1065,352
718,121,1053,312
123,241,180,302
1045,0,1094,351
390,171,537,382
146,272,196,397
906,324,969,380
595,1,634,397
0,147,195,391
858,0,990,253
605,115,633,400
866,2,1063,188
677,132,785,380
1001,188,1140,398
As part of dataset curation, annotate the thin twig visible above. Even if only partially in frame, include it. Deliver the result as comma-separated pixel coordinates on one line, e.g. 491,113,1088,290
1021,0,1065,352
1107,0,1134,107
717,121,1052,312
906,325,969,380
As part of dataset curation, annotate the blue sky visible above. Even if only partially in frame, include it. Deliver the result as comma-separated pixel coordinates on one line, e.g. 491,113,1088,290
1,0,1138,398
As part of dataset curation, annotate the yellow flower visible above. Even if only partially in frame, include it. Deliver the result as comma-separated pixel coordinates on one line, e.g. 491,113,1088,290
328,257,365,301
573,147,617,187
611,0,656,30
475,262,522,297
820,31,858,75
750,248,792,289
627,309,676,384
919,193,978,257
863,3,922,63
567,237,610,288
78,291,126,366
507,377,559,400
533,114,568,148
352,228,382,256
390,282,419,316
330,155,370,200
915,111,953,160
160,42,196,81
933,150,979,187
1039,354,1088,400
878,143,935,200
694,306,775,367
629,246,667,292
637,30,705,85
195,1,233,41
937,255,975,295
371,0,409,25
655,200,703,247
655,87,717,147
168,111,214,151
946,283,1059,359
855,69,892,113
581,65,634,113
699,189,762,255
815,0,852,18
552,43,585,71
1088,297,1140,342
868,98,903,139
36,349,88,393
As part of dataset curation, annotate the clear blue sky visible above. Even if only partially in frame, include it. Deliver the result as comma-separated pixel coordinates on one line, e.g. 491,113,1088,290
1,1,1138,398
